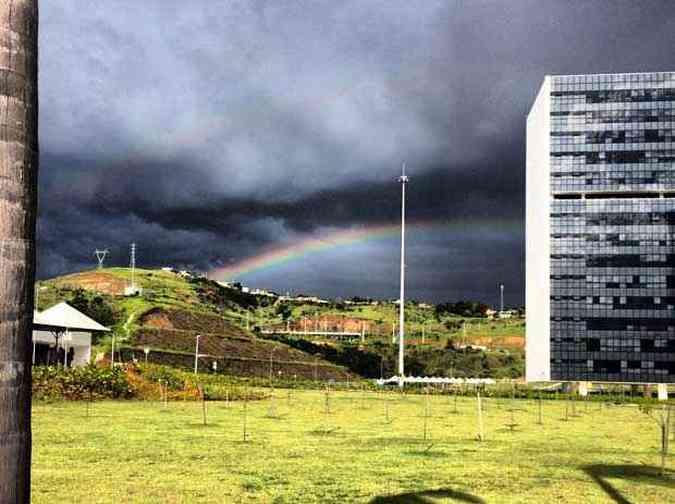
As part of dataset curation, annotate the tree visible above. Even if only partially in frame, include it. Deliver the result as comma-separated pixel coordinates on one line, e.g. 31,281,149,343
69,289,117,329
275,303,292,321
0,1,39,502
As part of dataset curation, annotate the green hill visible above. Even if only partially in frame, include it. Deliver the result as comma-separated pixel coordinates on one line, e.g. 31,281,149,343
37,267,525,379
36,268,353,381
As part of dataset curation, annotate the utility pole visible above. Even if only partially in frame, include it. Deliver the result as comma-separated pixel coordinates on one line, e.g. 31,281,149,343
397,163,409,387
35,284,43,312
194,334,201,374
111,333,115,368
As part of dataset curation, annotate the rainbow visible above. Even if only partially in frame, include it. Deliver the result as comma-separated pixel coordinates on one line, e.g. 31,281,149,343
209,218,520,281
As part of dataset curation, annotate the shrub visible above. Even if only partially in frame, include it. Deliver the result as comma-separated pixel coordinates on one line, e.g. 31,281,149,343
33,364,133,401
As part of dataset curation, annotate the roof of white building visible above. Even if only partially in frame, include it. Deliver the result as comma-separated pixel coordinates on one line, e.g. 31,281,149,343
33,302,110,332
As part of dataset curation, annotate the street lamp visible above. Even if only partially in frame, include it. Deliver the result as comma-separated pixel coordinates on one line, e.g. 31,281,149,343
144,347,150,364
397,164,409,387
194,334,201,374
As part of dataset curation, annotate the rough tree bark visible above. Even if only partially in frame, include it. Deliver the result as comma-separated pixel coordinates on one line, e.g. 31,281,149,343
0,1,38,503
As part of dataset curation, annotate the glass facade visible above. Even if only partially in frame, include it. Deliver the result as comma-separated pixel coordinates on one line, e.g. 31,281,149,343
549,72,675,382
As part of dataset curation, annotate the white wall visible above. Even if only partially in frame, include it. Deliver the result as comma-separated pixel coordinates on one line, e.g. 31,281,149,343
525,77,551,382
33,329,92,367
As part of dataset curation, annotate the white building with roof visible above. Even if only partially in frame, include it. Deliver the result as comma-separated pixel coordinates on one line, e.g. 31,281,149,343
33,302,110,367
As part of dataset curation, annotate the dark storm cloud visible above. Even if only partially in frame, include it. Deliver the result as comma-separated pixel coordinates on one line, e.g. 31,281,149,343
37,0,675,303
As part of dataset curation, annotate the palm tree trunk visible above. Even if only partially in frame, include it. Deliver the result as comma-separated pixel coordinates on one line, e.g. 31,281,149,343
0,1,39,502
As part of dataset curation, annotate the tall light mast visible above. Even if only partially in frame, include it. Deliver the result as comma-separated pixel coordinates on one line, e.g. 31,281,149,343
130,243,136,290
397,164,409,386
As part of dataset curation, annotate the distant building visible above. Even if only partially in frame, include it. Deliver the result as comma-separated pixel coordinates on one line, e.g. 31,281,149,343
251,288,278,298
294,295,329,304
527,71,675,383
456,344,488,352
124,286,142,296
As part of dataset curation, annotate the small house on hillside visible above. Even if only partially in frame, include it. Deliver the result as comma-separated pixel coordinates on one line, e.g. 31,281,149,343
33,302,110,367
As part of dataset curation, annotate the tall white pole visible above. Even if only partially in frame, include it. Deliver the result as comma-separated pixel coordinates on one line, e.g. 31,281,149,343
398,165,409,386
194,334,200,374
500,283,504,313
130,243,136,290
111,333,115,368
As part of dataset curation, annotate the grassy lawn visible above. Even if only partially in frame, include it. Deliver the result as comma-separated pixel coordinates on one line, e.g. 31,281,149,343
33,390,673,503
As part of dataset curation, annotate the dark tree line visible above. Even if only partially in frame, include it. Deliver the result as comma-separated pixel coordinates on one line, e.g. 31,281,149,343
435,300,490,318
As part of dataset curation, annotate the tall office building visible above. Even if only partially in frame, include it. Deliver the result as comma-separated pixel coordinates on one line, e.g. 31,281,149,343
527,72,675,383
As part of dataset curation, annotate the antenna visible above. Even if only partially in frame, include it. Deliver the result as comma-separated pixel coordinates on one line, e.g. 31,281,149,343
94,249,109,269
130,243,136,289
397,162,409,387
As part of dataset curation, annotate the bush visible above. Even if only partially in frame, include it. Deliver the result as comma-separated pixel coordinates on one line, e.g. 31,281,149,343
140,365,185,391
33,365,133,401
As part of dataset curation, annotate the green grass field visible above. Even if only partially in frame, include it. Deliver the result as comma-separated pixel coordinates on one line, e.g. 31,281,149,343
32,390,674,503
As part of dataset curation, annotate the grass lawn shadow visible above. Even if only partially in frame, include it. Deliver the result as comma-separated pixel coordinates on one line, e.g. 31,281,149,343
582,464,675,504
370,487,485,503
403,446,449,458
184,422,222,429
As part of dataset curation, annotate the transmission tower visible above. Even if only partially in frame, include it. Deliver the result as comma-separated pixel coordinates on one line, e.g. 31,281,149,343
94,249,109,269
130,243,136,289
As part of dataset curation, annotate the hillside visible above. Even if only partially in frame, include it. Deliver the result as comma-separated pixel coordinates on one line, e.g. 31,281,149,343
37,267,525,379
37,268,353,381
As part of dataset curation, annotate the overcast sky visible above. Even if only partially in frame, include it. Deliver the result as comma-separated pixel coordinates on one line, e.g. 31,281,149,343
37,0,675,305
